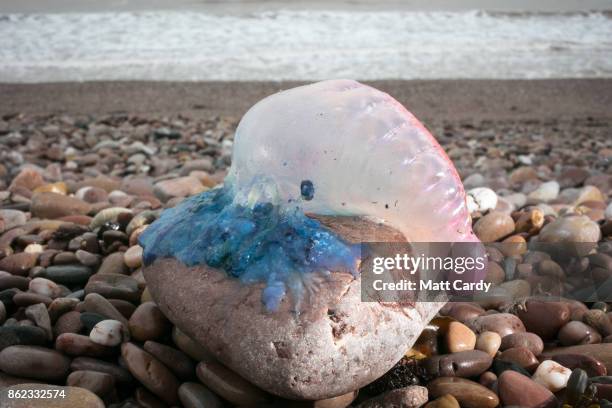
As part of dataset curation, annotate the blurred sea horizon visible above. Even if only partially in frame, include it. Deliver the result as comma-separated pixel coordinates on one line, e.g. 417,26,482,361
1,1,611,83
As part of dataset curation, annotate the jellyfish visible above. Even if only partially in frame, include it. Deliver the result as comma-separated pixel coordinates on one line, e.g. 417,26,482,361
139,79,485,311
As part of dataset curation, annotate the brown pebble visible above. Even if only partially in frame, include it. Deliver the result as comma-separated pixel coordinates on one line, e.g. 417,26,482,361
551,353,607,377
55,333,116,358
516,299,570,340
13,292,52,307
70,356,133,383
475,331,501,357
498,346,540,372
558,321,602,346
122,342,180,405
0,345,71,381
497,370,557,408
424,394,460,408
445,321,476,353
466,313,526,337
473,212,515,242
144,340,195,380
427,377,499,408
356,385,427,408
0,252,38,276
54,310,84,336
500,332,544,356
31,192,92,219
196,361,269,406
128,301,170,342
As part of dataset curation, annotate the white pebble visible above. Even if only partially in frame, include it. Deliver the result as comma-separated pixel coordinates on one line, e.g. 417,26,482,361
29,277,61,298
24,244,44,254
466,187,498,214
532,360,572,392
90,319,124,346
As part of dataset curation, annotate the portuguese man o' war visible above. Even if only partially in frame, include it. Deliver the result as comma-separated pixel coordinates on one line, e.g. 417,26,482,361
139,79,484,311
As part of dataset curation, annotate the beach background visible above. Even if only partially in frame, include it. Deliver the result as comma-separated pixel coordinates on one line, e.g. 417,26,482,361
1,0,612,121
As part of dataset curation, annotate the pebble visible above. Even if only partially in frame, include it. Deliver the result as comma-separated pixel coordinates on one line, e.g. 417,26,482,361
128,301,170,341
542,343,612,373
531,360,572,392
552,354,608,376
89,207,132,230
466,187,498,214
82,293,129,328
0,345,71,381
500,332,544,356
0,384,104,408
538,214,601,248
172,326,216,362
67,370,115,399
70,356,133,384
475,331,501,357
558,320,602,345
124,245,143,268
31,192,92,219
420,350,492,378
357,385,427,408
424,394,460,408
426,377,499,408
583,308,612,337
0,274,29,291
8,168,44,193
498,346,540,372
0,252,38,275
466,313,526,337
196,361,269,406
80,312,106,333
97,252,129,275
28,277,61,298
55,332,116,358
54,310,84,336
85,273,141,302
41,264,93,285
153,176,205,202
178,382,223,408
0,209,27,232
528,180,560,202
122,342,180,405
445,321,476,353
24,303,53,340
13,292,52,307
0,302,5,324
515,299,570,340
144,340,195,380
0,325,47,350
24,243,44,254
565,368,588,406
473,211,515,242
497,370,557,408
90,319,125,346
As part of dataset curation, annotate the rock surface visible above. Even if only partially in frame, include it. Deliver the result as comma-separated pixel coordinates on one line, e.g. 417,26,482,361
145,216,444,399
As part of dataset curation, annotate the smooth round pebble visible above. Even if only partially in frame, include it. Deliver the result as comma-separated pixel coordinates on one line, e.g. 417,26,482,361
445,321,476,353
424,394,460,408
498,370,557,408
0,345,71,382
90,319,124,346
128,301,170,342
500,332,544,356
28,277,61,298
531,360,572,392
475,331,501,357
427,377,499,408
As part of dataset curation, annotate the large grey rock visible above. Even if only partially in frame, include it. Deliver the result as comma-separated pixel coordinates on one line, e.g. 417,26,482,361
144,216,444,400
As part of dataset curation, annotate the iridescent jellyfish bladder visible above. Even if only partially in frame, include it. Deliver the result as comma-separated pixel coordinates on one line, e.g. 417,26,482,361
139,79,484,311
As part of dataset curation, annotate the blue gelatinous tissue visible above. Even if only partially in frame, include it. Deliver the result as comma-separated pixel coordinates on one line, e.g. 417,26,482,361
140,79,484,311
140,175,359,311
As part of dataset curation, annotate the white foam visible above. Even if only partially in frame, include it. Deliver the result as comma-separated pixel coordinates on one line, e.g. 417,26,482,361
1,10,611,82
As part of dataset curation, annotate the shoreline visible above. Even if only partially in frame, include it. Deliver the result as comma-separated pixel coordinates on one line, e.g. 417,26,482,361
2,79,612,122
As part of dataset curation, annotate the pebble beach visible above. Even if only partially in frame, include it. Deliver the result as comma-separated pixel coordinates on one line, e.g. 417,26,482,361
0,79,610,408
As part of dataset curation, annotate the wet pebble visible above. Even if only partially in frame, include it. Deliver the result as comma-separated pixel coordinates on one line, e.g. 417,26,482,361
516,299,570,340
497,370,557,408
445,321,476,353
466,313,526,337
500,332,544,356
420,350,492,378
55,332,116,358
531,360,572,392
427,377,499,408
424,394,460,408
558,320,602,346
498,346,539,372
552,353,607,376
